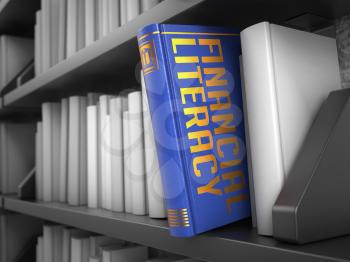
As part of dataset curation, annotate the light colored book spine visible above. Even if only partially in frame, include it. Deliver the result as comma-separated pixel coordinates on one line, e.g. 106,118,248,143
102,245,148,262
66,0,78,57
102,0,110,37
43,225,54,262
127,0,140,22
42,103,61,202
141,71,166,218
35,122,43,201
141,0,159,12
59,98,69,202
41,0,51,71
68,96,88,205
89,235,123,257
87,105,99,208
123,110,132,213
71,237,90,262
36,236,43,262
34,11,42,76
108,0,120,33
120,0,127,26
128,91,147,215
58,0,67,62
50,0,60,66
110,97,125,212
77,0,86,50
85,0,96,46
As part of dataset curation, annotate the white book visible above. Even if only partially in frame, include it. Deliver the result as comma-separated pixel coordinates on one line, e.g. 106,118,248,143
85,0,97,46
141,71,166,218
36,236,44,262
128,91,147,215
43,224,64,262
41,0,51,71
123,110,132,213
68,96,88,206
102,0,109,37
110,97,126,212
59,98,69,202
0,35,33,91
58,0,67,62
241,21,341,236
34,11,42,76
66,0,78,57
102,245,148,262
120,0,127,26
108,0,120,32
0,122,36,194
71,237,90,262
87,105,99,208
77,0,86,50
141,0,159,12
90,257,101,262
50,0,60,66
127,0,140,22
99,95,113,210
90,235,124,257
35,122,43,201
63,228,91,262
42,102,61,202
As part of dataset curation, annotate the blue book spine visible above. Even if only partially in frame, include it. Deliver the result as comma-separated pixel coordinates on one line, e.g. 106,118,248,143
138,24,251,237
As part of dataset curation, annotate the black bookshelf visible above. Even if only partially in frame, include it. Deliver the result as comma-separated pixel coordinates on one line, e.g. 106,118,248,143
4,195,350,262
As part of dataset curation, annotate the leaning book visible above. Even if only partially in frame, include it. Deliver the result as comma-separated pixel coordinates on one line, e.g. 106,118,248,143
137,24,251,237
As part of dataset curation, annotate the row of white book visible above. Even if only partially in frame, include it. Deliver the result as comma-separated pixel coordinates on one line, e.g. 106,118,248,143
36,223,200,262
35,0,162,76
35,71,166,218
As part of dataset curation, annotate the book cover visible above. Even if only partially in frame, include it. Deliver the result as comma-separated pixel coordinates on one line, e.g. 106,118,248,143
138,24,251,237
241,22,341,235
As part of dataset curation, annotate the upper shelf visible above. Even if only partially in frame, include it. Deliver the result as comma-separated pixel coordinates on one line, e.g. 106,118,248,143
0,0,40,37
4,0,350,107
4,196,350,262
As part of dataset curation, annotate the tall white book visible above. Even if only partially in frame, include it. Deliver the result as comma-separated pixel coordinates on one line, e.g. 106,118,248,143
36,236,44,262
77,0,86,50
120,0,127,26
241,21,341,236
42,102,61,202
102,245,148,262
34,11,42,76
59,98,69,202
41,0,51,71
141,71,166,218
108,0,120,33
68,96,88,206
128,91,147,215
127,0,140,22
87,105,99,208
50,0,60,66
66,0,78,57
99,95,113,210
35,122,43,200
63,228,91,262
110,97,126,212
90,235,124,257
58,0,67,62
89,257,101,262
123,110,132,213
85,0,97,46
141,0,160,12
43,224,64,262
71,237,90,262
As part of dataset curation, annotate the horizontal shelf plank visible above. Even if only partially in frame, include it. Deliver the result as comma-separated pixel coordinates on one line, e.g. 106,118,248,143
5,0,350,108
4,196,350,262
0,0,40,37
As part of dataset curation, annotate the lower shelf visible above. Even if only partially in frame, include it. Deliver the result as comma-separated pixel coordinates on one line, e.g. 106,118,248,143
4,195,350,262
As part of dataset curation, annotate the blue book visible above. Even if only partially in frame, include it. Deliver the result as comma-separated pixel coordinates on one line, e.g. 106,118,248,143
137,24,251,237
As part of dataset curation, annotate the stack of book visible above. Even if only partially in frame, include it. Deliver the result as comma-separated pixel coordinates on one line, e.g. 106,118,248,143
34,0,162,75
36,223,200,262
35,71,166,218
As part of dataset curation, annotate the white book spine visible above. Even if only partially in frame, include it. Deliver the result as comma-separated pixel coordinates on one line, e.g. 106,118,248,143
66,0,78,57
87,105,99,208
123,110,132,213
77,0,86,50
58,0,67,62
102,0,110,37
127,0,140,22
128,91,147,215
120,0,127,26
85,0,96,46
110,97,125,212
141,0,159,12
43,225,54,262
141,71,166,218
108,0,120,33
35,11,42,76
52,105,62,202
71,238,90,262
41,0,51,71
59,98,69,202
35,122,43,201
50,0,60,66
79,97,88,205
36,236,43,262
